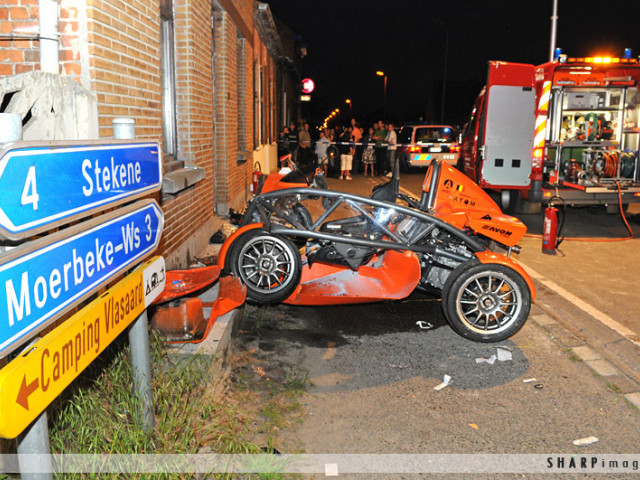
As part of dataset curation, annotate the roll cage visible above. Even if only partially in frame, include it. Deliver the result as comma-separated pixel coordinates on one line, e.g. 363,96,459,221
241,186,486,265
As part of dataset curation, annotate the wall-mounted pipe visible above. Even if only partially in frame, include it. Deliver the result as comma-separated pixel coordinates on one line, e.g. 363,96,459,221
38,0,59,74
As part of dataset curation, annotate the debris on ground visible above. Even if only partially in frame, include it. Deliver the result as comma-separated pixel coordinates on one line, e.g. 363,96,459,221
523,378,537,383
209,228,227,244
496,346,513,361
475,355,497,365
416,321,434,330
389,364,408,369
475,346,512,365
434,374,452,391
469,423,479,430
228,208,244,225
573,436,598,446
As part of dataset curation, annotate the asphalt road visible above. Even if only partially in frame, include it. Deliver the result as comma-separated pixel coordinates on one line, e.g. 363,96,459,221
232,171,640,478
238,299,640,479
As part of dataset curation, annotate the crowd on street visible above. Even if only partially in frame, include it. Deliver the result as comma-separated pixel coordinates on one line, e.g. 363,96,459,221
278,119,398,181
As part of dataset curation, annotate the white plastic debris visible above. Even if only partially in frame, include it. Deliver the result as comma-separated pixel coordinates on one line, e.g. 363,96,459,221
523,378,537,383
325,464,339,476
573,436,598,446
496,346,513,362
434,374,451,391
416,321,434,330
475,355,497,365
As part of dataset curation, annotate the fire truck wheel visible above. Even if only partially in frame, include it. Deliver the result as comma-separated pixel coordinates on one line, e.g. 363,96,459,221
500,190,519,214
228,230,301,305
442,262,531,342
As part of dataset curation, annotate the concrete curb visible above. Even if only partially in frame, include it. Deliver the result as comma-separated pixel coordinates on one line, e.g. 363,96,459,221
527,277,640,410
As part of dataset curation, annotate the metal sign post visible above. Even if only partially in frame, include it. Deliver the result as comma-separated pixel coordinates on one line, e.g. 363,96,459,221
129,310,155,432
16,414,52,480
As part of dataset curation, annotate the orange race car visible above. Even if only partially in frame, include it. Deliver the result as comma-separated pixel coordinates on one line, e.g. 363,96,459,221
219,160,535,343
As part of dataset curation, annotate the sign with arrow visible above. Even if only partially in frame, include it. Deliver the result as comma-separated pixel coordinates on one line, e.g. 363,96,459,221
0,199,163,358
0,256,165,439
0,140,161,240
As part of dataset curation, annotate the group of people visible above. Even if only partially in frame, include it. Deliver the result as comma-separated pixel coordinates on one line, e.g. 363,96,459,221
278,119,399,181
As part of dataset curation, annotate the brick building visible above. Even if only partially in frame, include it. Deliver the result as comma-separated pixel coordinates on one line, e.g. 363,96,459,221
0,0,300,268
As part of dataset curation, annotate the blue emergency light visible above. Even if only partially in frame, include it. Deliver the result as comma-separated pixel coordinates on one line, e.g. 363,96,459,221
624,48,633,60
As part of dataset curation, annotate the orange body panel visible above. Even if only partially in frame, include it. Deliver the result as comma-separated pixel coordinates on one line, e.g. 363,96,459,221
152,264,221,305
467,213,527,245
428,162,504,217
217,223,264,271
260,173,306,194
155,275,246,345
474,251,536,300
151,297,206,341
425,162,527,246
284,249,421,305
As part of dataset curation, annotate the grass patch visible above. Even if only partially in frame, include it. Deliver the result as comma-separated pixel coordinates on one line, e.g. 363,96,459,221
46,330,308,479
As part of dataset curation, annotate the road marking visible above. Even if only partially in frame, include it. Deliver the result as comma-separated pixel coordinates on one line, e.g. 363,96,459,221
521,262,640,347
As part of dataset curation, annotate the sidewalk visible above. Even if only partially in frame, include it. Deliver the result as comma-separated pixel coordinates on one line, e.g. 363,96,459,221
516,204,640,337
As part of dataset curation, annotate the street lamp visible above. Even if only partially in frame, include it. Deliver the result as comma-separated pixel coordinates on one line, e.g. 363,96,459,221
345,98,352,115
376,71,387,118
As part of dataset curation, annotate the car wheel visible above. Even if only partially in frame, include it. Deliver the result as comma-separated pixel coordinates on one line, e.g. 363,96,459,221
442,261,531,342
229,230,301,304
500,190,519,214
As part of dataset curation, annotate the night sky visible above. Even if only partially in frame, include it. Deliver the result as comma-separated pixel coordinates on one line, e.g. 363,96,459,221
267,0,639,127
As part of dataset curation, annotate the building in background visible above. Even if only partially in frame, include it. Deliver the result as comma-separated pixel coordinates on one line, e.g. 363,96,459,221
0,0,301,267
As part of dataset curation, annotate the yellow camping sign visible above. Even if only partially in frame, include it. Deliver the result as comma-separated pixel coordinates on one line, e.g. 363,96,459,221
0,256,165,438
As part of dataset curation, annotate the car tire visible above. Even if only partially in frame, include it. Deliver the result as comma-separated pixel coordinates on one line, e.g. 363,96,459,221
229,230,301,304
500,190,520,214
441,261,531,342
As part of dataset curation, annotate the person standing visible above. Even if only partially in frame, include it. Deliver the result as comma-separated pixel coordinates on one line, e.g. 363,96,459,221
338,126,354,180
315,130,331,176
278,126,290,161
362,126,375,176
298,122,312,165
373,120,387,176
385,122,398,178
288,122,299,166
350,118,363,174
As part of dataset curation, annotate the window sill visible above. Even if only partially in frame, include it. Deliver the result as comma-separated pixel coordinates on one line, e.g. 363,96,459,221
162,166,206,195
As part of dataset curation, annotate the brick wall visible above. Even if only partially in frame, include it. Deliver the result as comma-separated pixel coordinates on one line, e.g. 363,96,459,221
0,0,40,75
213,0,280,215
87,0,162,139
213,4,254,215
157,0,215,262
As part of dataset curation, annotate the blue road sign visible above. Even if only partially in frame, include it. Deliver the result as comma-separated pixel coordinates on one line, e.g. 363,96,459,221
0,199,163,358
0,141,161,239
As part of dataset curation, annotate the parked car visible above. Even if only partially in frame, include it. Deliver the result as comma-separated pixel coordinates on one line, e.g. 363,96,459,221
397,124,460,170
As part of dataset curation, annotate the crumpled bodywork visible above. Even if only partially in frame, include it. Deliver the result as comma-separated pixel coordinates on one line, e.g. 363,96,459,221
284,249,421,305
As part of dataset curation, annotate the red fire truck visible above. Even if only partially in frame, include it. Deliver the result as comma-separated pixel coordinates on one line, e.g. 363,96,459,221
459,51,640,213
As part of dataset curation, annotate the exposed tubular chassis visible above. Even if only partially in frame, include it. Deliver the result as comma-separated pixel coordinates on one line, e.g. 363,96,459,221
223,161,536,342
241,187,485,266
